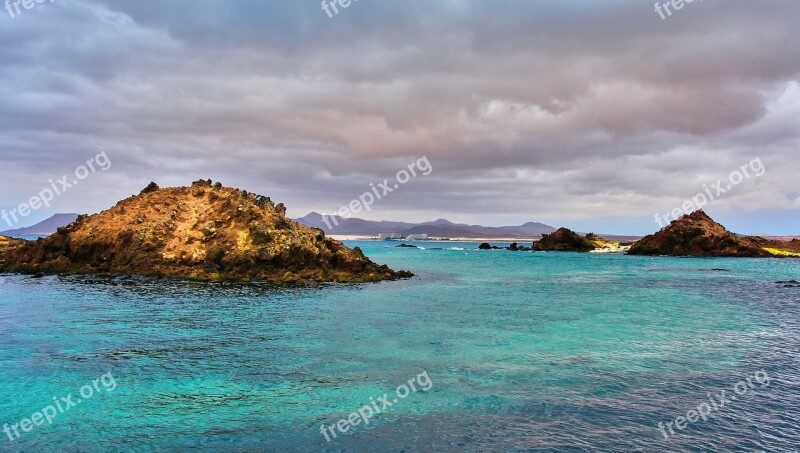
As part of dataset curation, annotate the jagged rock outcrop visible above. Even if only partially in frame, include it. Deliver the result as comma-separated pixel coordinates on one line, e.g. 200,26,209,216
534,228,597,252
507,242,532,251
0,235,22,250
0,235,28,271
0,181,413,283
476,242,533,251
628,210,772,257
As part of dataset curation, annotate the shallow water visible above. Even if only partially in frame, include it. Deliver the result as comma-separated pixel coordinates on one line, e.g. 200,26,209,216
1,241,799,452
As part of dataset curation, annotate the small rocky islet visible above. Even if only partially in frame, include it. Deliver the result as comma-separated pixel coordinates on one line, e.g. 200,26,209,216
628,210,800,257
534,229,599,252
0,180,413,283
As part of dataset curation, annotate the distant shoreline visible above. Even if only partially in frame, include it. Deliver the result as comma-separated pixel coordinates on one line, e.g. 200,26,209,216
329,235,643,243
331,235,540,242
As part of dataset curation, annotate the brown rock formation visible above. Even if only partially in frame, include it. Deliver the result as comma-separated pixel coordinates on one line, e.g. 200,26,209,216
628,210,772,257
0,181,413,283
533,228,597,252
0,235,24,253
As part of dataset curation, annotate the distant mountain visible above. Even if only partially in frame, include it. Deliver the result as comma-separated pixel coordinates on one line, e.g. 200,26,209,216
295,212,556,238
421,218,459,226
1,213,79,238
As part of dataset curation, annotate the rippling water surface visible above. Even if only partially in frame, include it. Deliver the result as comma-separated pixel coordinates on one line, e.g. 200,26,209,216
1,241,799,452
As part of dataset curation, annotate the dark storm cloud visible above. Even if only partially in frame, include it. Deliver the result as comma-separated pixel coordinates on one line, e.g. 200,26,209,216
0,0,798,233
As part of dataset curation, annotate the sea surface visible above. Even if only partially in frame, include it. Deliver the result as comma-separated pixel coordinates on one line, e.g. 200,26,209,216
3,234,47,241
1,241,799,452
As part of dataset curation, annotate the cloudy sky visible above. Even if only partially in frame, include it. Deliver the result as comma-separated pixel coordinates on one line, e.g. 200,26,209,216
1,0,799,235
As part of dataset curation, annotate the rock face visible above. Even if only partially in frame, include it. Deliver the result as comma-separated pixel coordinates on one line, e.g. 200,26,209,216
628,210,772,257
476,242,532,251
508,242,532,251
0,181,413,283
0,235,23,251
534,228,597,252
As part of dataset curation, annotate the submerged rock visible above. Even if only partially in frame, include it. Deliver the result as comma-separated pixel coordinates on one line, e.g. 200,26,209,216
777,280,800,288
0,183,413,283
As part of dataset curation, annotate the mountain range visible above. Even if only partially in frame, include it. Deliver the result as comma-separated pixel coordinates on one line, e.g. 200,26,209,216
3,212,644,242
296,212,557,238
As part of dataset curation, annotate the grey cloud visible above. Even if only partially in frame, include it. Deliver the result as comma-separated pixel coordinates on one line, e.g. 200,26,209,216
0,0,799,234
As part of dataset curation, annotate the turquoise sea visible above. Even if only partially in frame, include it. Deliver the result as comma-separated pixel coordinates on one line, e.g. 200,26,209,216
2,235,47,241
1,241,799,452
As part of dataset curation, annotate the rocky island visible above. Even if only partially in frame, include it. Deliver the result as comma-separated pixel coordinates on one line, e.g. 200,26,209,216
628,210,800,257
0,181,413,283
534,228,600,252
